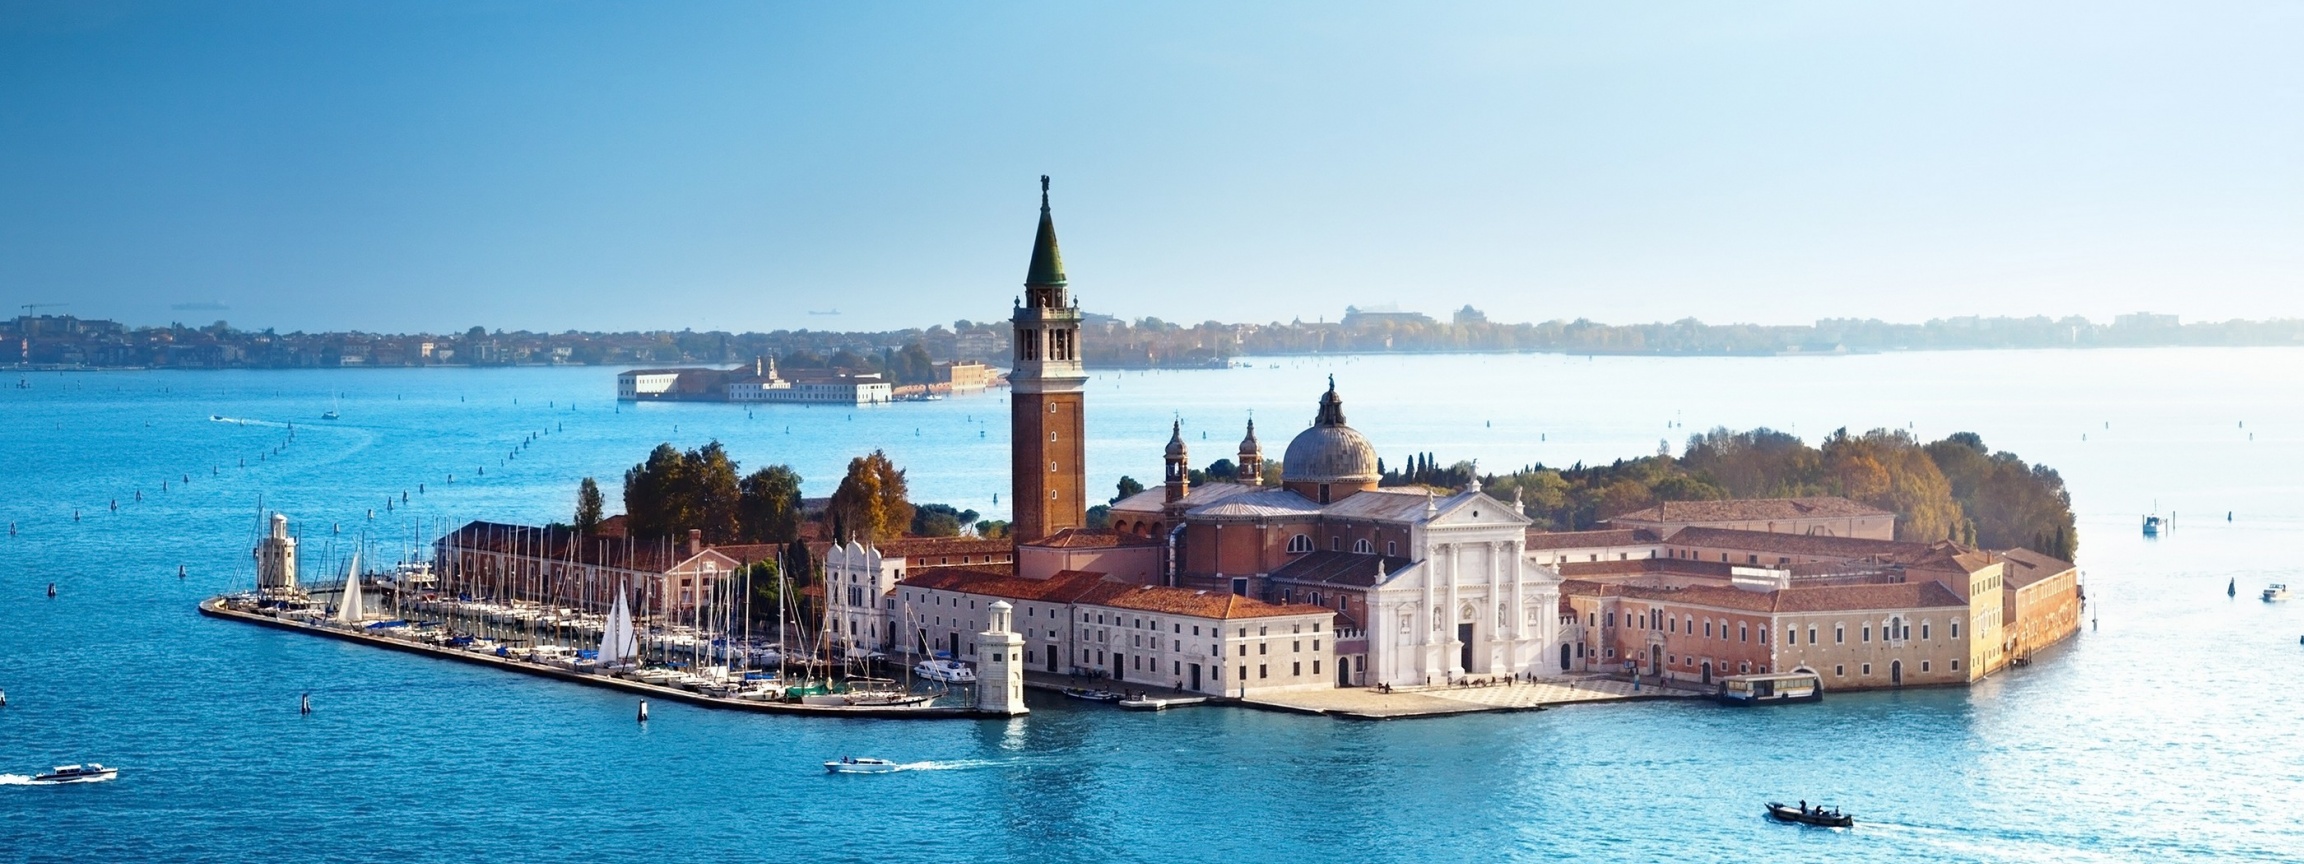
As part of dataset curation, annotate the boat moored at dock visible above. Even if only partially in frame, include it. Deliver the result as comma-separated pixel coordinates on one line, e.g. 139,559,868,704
914,658,976,683
2265,584,2291,602
1715,672,1822,706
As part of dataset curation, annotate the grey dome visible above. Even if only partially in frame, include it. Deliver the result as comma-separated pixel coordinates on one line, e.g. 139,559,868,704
1280,380,1378,484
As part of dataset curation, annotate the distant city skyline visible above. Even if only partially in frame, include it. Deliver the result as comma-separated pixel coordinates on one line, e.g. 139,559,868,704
5,2,2302,333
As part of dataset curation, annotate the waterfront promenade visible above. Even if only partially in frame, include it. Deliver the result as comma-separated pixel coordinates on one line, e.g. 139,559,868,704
1242,675,1705,720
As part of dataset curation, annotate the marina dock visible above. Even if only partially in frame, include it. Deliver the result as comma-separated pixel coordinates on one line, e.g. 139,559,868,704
196,597,981,719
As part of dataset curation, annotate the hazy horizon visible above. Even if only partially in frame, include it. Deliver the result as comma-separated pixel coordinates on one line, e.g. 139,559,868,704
5,2,2301,333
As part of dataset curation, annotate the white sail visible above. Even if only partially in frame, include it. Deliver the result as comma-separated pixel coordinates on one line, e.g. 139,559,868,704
599,588,637,663
335,548,364,623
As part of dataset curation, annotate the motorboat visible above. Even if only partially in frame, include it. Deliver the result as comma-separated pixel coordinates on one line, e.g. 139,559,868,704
2265,584,2291,602
1766,801,1852,828
824,757,900,775
1061,687,1123,703
914,659,977,683
2142,515,2162,536
1118,696,1191,711
32,764,118,784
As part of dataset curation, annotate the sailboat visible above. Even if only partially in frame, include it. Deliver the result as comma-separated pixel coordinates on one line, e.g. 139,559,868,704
334,548,365,625
321,393,341,421
597,586,639,671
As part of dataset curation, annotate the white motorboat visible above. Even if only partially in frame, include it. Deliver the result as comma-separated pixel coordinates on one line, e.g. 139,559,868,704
2265,584,2292,602
823,757,900,775
31,764,117,784
914,659,976,683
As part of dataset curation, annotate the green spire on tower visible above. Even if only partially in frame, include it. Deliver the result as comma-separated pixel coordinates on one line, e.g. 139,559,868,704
1026,175,1067,287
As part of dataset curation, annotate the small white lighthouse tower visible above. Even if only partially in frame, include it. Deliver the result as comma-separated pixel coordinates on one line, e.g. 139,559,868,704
256,512,299,593
976,600,1028,716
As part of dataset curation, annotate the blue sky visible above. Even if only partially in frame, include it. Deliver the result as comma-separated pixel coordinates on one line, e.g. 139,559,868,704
3,2,2300,333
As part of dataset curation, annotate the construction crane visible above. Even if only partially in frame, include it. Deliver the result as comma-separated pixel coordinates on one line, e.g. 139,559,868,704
18,303,67,316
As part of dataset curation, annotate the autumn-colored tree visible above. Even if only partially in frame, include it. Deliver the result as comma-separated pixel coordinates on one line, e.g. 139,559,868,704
828,450,914,543
1820,428,1960,543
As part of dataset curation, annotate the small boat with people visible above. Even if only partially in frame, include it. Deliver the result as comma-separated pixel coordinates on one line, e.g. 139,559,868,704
824,757,900,775
31,764,118,784
2265,584,2291,602
1061,687,1123,703
1766,800,1852,828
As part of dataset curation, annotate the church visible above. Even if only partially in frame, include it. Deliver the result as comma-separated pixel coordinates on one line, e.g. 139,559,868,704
884,178,1567,692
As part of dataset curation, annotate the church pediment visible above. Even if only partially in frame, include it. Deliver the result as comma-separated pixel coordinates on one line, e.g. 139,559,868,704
1425,491,1533,528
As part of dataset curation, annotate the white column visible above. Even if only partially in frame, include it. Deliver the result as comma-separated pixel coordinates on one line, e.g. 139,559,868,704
1445,540,1462,677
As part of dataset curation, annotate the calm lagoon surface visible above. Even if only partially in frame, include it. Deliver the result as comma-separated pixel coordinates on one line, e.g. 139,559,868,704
2,349,2300,863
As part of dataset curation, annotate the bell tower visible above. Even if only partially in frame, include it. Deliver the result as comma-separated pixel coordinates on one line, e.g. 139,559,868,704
1010,176,1088,543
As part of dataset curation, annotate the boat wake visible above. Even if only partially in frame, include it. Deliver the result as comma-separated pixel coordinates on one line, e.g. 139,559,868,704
208,416,289,428
0,773,116,786
893,759,1003,773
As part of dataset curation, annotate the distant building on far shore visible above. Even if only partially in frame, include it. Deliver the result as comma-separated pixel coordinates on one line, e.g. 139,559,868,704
616,357,894,405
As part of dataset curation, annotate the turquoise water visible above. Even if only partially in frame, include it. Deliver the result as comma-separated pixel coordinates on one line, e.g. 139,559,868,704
2,350,2300,862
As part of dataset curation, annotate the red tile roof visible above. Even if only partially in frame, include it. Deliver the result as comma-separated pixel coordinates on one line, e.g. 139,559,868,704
1524,528,1662,550
1022,528,1159,549
1663,526,1930,560
1561,577,1968,614
898,569,1327,620
1095,585,1332,620
1995,547,2076,590
1611,497,1891,524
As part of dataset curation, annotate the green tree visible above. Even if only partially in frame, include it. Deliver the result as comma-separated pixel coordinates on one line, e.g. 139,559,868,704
622,444,688,538
1113,476,1145,503
829,450,914,543
621,440,743,542
738,465,805,543
574,477,605,534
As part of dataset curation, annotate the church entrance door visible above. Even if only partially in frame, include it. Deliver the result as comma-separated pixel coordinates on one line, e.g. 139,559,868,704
1112,653,1124,682
1891,660,1903,687
1701,661,1713,684
1190,663,1202,691
1045,646,1057,673
1650,645,1663,675
1456,623,1474,672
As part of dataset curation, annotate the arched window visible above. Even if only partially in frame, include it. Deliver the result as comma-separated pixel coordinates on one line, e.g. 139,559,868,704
1353,538,1373,554
1287,534,1312,553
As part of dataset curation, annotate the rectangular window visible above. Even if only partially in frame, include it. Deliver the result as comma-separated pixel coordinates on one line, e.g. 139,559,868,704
1739,623,1748,643
1258,643,1268,655
1835,626,1845,645
1313,660,1322,675
1835,665,1845,676
1239,645,1247,657
1922,623,1930,640
1951,659,1961,671
1921,661,1931,672
1239,665,1247,681
1951,622,1960,638
1863,625,1871,643
1258,664,1268,679
1862,663,1872,675
1292,662,1301,676
1293,641,1301,652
